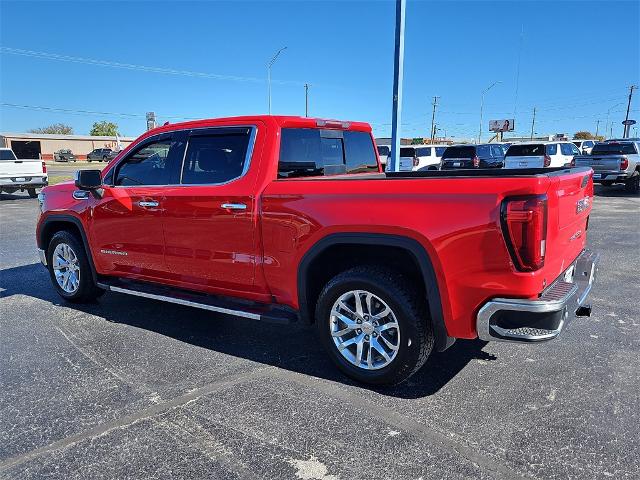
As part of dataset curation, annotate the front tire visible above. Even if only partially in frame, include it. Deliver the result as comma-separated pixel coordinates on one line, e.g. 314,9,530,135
47,231,104,303
315,266,433,385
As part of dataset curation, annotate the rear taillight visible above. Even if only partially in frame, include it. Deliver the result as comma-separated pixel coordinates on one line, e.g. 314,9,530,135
501,195,548,272
413,156,419,167
543,155,551,167
42,161,47,173
472,155,480,168
620,156,629,170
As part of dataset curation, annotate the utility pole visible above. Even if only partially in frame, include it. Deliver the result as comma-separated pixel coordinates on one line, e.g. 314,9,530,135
388,0,406,173
304,83,310,117
595,119,600,140
430,96,439,143
622,85,637,138
530,107,536,140
267,46,287,114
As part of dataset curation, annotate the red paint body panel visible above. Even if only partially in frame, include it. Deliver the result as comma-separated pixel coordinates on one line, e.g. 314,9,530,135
37,115,593,341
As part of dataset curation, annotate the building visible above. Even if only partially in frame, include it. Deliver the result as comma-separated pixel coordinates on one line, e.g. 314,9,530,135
0,132,137,160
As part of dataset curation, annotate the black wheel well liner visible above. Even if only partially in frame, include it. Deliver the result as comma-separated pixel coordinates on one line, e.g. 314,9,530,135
38,214,98,283
297,233,454,352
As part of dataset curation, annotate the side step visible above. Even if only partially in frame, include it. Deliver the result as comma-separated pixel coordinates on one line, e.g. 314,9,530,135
97,277,298,324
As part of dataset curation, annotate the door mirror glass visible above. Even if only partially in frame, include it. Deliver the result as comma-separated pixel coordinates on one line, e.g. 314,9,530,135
75,169,102,190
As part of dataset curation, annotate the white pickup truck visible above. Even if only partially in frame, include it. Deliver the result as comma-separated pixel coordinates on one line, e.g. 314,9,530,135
0,148,48,198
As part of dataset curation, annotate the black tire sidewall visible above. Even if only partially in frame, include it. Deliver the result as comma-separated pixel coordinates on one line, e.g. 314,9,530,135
315,269,431,385
27,188,37,198
47,231,98,302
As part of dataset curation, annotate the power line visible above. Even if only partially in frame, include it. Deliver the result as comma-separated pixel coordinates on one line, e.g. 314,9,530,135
0,102,198,120
0,47,304,86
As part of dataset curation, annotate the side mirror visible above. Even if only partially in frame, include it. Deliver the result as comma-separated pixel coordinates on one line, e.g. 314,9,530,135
75,169,103,198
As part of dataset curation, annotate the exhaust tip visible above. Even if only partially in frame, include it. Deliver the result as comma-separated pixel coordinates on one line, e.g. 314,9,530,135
575,304,592,317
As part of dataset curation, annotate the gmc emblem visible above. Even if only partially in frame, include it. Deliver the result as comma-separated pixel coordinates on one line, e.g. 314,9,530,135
576,197,590,213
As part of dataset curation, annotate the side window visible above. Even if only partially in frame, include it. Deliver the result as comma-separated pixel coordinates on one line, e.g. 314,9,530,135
570,143,581,155
560,143,573,155
491,145,504,157
115,139,173,186
181,130,251,185
546,144,558,155
344,131,378,173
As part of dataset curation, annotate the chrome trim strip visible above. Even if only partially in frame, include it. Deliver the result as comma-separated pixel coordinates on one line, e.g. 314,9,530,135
106,125,258,188
37,248,47,266
476,249,598,343
102,284,262,320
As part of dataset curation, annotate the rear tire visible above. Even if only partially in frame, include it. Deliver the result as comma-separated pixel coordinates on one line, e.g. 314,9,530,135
27,188,37,198
625,174,640,194
47,231,104,303
315,265,433,385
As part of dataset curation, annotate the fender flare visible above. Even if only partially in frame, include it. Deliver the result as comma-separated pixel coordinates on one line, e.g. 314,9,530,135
297,233,454,352
38,214,98,283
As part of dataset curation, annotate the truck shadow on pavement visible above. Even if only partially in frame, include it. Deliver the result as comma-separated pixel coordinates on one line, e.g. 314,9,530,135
593,184,638,198
1,262,495,400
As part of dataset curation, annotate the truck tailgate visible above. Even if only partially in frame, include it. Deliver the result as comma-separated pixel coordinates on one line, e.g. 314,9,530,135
0,159,44,179
545,169,593,279
575,155,622,172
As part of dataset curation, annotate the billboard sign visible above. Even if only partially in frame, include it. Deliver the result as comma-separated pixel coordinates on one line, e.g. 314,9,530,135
489,119,515,132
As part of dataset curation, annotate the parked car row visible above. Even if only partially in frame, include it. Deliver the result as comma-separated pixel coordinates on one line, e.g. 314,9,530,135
51,148,118,162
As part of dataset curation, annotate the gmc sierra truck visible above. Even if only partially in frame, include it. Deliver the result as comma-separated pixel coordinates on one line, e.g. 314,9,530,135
36,116,598,385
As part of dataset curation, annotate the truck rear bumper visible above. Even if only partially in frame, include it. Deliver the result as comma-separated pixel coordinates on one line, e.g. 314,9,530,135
592,171,628,182
476,249,598,343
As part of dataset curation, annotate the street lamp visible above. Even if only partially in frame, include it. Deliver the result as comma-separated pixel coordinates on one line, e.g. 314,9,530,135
267,46,287,114
605,102,624,139
478,80,501,143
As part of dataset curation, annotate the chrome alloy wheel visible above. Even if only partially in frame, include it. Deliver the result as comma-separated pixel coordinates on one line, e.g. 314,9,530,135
330,290,400,370
52,243,81,294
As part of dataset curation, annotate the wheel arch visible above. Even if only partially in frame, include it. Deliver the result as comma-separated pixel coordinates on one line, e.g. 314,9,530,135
297,233,454,352
38,214,98,283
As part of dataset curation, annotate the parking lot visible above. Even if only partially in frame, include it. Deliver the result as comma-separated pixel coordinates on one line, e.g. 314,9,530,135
1,186,639,479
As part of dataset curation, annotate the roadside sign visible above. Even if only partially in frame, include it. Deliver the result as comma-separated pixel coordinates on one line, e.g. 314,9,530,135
489,119,515,132
622,119,636,126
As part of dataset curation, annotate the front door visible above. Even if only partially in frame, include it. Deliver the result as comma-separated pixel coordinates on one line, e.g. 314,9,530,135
161,126,260,296
89,133,180,279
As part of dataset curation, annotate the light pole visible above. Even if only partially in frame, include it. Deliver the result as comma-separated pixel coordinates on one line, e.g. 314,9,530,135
605,102,624,139
478,80,501,143
267,46,287,114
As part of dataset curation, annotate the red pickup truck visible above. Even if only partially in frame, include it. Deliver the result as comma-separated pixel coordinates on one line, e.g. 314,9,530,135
36,116,598,385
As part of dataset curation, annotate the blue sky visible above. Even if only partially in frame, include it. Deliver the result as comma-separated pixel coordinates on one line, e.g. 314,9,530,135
1,0,639,140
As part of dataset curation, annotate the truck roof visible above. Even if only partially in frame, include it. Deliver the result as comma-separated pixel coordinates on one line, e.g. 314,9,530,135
142,115,372,139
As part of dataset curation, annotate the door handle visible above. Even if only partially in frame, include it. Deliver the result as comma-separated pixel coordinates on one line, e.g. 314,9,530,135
138,200,159,208
221,203,247,210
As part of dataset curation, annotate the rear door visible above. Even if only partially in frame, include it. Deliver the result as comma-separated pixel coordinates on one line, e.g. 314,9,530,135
161,126,260,294
399,147,416,171
441,146,476,169
90,133,180,279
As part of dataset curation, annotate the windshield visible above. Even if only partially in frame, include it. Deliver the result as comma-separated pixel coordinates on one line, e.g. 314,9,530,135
591,143,637,155
400,147,416,157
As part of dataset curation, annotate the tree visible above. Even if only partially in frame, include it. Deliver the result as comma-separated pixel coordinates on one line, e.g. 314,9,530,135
28,123,74,135
574,131,594,140
90,121,119,136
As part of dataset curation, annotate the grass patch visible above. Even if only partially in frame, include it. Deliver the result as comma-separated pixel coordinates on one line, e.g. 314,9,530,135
48,175,74,185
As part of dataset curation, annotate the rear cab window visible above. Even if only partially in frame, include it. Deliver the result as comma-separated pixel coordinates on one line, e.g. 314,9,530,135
0,150,17,160
278,128,378,178
591,142,638,155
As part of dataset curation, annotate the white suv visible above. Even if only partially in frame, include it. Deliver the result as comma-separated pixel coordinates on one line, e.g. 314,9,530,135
412,145,449,171
504,141,580,168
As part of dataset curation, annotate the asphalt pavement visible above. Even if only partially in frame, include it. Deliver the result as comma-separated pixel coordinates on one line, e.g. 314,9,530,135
1,186,639,479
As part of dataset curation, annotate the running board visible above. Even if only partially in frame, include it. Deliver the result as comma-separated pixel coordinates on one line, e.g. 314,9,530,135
97,278,298,324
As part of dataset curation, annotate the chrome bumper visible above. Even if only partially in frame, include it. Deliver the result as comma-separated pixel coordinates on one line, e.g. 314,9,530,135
38,248,47,267
476,249,599,343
